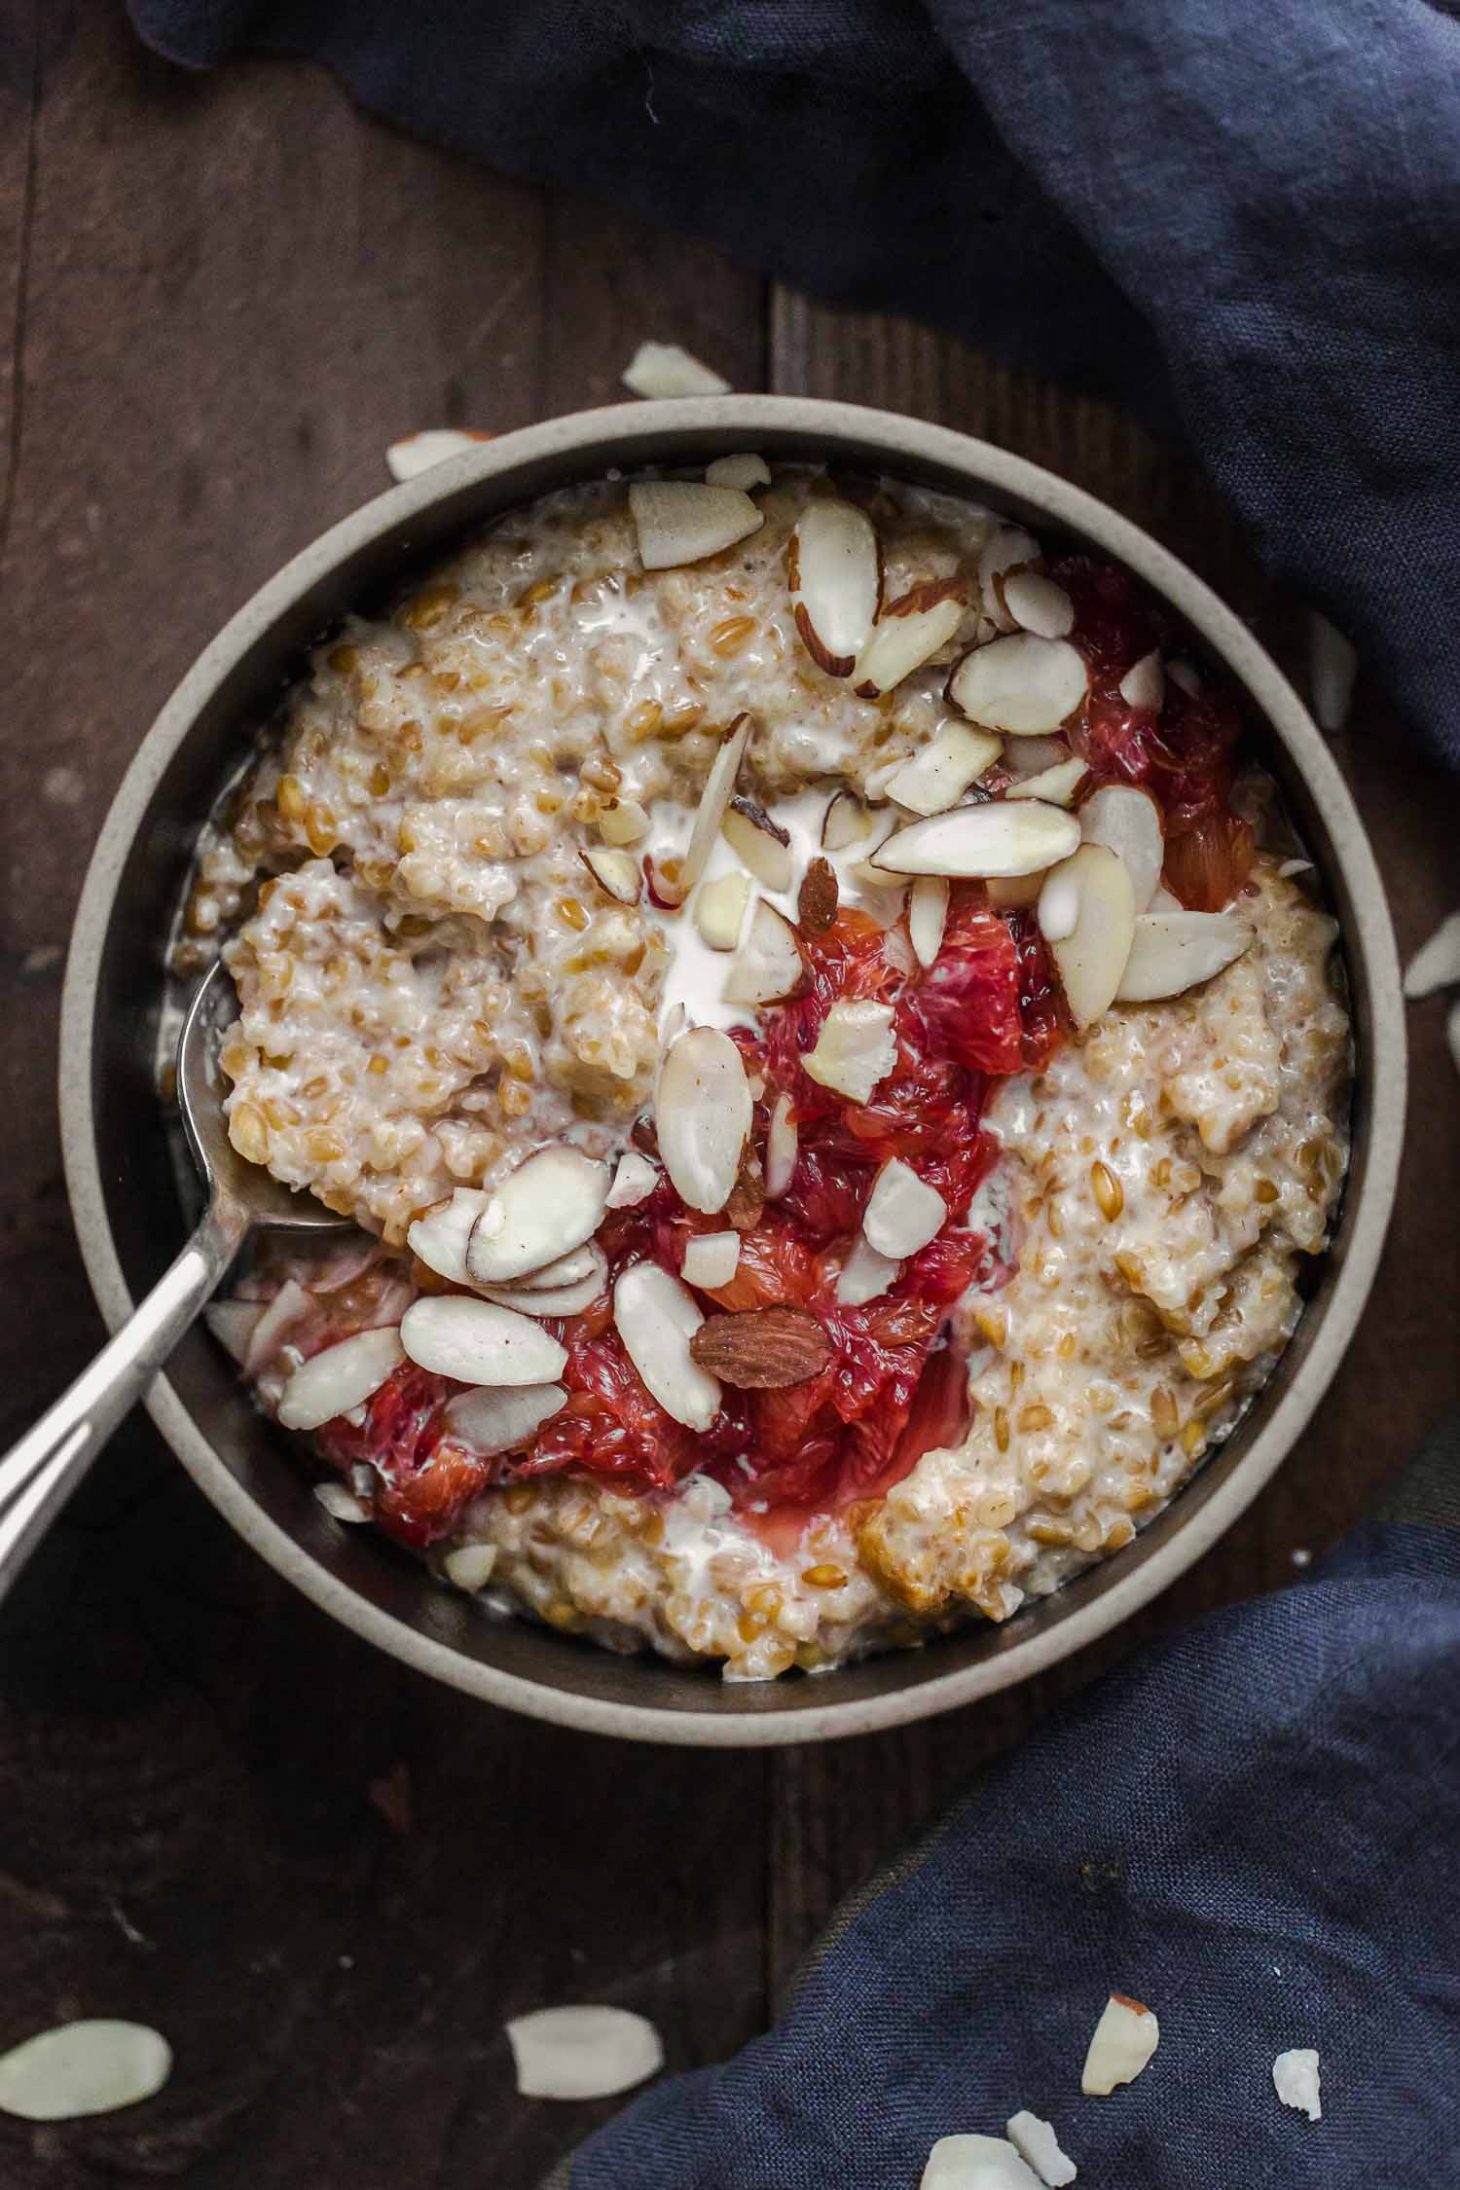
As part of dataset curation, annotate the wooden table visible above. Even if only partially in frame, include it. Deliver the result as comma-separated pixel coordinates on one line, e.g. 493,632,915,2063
2,9,1455,2184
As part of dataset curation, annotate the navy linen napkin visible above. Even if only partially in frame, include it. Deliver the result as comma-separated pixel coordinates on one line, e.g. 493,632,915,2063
552,1424,1460,2190
128,0,1460,767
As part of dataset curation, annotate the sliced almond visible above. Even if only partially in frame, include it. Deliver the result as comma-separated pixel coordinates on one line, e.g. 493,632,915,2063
978,524,1042,630
874,801,1080,879
1116,910,1255,1001
1005,755,1089,808
1079,783,1165,909
483,1245,609,1319
0,2020,173,2123
689,1305,832,1387
1003,571,1074,639
441,1542,500,1591
789,499,882,675
1272,2048,1322,2122
654,712,752,906
442,1382,566,1457
613,1261,721,1429
705,451,770,490
1403,909,1460,999
1042,844,1136,1028
724,900,805,1006
598,797,651,847
606,1150,659,1209
1003,733,1072,779
465,1146,610,1284
278,1327,405,1433
401,1296,567,1386
764,1091,799,1197
798,856,839,935
802,999,898,1104
1309,612,1357,732
822,788,872,850
695,868,753,950
581,845,642,904
315,1482,369,1522
621,341,729,398
655,1026,753,1213
1004,2112,1077,2188
921,2135,1045,2190
408,1187,494,1287
836,1235,902,1305
505,2004,664,2102
948,633,1089,736
511,1241,601,1293
852,582,968,697
385,428,491,483
722,796,794,891
908,875,950,967
882,722,1003,816
1081,1992,1159,2096
1167,657,1202,697
1118,649,1164,712
862,1159,947,1258
681,1231,741,1289
242,1277,311,1375
629,481,762,571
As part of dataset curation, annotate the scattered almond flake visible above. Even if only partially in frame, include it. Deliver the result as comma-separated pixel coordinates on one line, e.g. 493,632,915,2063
1166,657,1202,697
694,868,753,950
464,1146,609,1284
836,1234,902,1305
204,1299,263,1365
821,787,872,850
658,711,752,907
598,796,650,846
875,802,1080,881
705,451,770,490
581,844,642,904
1037,869,1080,944
764,1091,799,1198
0,2020,172,2122
1001,733,1071,779
1118,649,1164,712
278,1327,405,1433
798,855,839,935
689,1304,832,1388
1116,910,1255,1003
408,1186,494,1286
606,1151,659,1209
629,480,762,570
1081,1992,1160,2095
1079,784,1164,911
1043,845,1136,1029
803,998,898,1104
482,1245,608,1318
613,1263,721,1429
1403,910,1460,999
1002,572,1074,639
621,341,730,399
313,1480,371,1522
444,1382,567,1458
1272,2047,1322,2121
909,874,950,968
243,1276,311,1375
1004,755,1088,808
851,581,967,696
724,899,804,1006
1277,856,1315,879
921,2134,1045,2190
682,1231,741,1289
505,2004,664,2101
863,1158,948,1258
1308,612,1357,732
1005,2112,1077,2186
883,722,1003,816
400,1296,567,1387
789,498,883,675
948,633,1090,736
510,1241,601,1292
978,523,1042,630
655,1025,753,1213
442,1541,501,1591
722,795,794,891
385,428,492,482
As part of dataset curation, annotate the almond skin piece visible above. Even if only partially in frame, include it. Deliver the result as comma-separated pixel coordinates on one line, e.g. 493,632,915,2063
798,856,840,934
689,1305,833,1388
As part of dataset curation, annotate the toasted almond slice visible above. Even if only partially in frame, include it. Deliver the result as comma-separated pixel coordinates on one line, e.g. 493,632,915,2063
1005,755,1089,807
613,1262,721,1428
483,1245,609,1319
506,2004,664,2102
1309,612,1357,732
1167,656,1202,697
1079,783,1165,909
1042,844,1136,1028
874,802,1080,879
689,1305,832,1387
581,845,642,904
908,875,950,967
465,1146,610,1284
852,583,968,697
1004,2112,1077,2188
681,1231,741,1289
695,868,753,950
441,1541,500,1590
1272,2048,1322,2122
1081,1992,1159,2096
408,1187,494,1286
882,723,1003,816
764,1091,799,1198
705,451,770,490
986,871,1047,910
1116,910,1255,1001
629,481,762,571
863,1159,947,1258
722,796,794,891
1403,910,1460,998
978,524,1042,630
803,999,898,1104
789,500,882,675
836,1234,902,1305
385,428,491,482
920,2134,1045,2190
1003,571,1074,639
655,1025,753,1213
606,1150,659,1209
654,712,752,906
822,788,872,850
598,797,651,846
443,1383,566,1458
1118,649,1164,711
724,899,805,1006
948,633,1089,735
278,1327,405,1432
0,2020,173,2123
401,1296,567,1386
621,341,730,398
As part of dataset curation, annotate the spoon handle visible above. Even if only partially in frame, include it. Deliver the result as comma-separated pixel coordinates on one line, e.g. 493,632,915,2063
0,1197,252,1601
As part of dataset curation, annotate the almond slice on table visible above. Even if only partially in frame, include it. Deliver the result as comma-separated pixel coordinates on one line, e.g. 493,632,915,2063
862,1159,948,1258
852,581,968,697
803,999,898,1104
1040,844,1136,1028
621,341,730,398
1002,571,1074,639
908,875,950,968
1079,783,1165,910
465,1146,610,1285
655,1025,753,1213
694,868,753,949
1004,755,1089,808
629,481,763,570
401,1296,568,1386
606,1150,659,1209
1004,2113,1077,2187
1115,910,1255,1001
652,710,752,906
978,524,1042,630
681,1231,741,1289
1081,1992,1160,2095
385,428,492,482
689,1304,833,1387
788,499,883,675
483,1245,609,1319
949,633,1090,736
277,1327,405,1432
764,1091,799,1197
705,451,771,490
0,2020,173,2123
581,845,642,904
836,1234,902,1305
1118,649,1165,712
822,787,872,850
613,1262,721,1429
722,795,794,891
1272,2047,1322,2122
882,723,1003,816
408,1187,493,1286
724,899,805,1006
921,2134,1045,2190
442,1382,567,1458
874,801,1080,879
505,2005,664,2102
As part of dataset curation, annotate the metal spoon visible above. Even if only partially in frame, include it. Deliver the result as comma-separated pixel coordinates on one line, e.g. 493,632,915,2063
0,960,346,1598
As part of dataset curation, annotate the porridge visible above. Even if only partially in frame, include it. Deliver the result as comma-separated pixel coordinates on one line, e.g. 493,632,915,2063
179,460,1351,1680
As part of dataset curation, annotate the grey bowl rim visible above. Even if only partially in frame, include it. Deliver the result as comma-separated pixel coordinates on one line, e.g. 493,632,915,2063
59,394,1405,1746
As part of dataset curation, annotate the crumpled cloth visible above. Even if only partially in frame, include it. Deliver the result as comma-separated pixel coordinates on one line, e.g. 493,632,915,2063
128,0,1460,767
